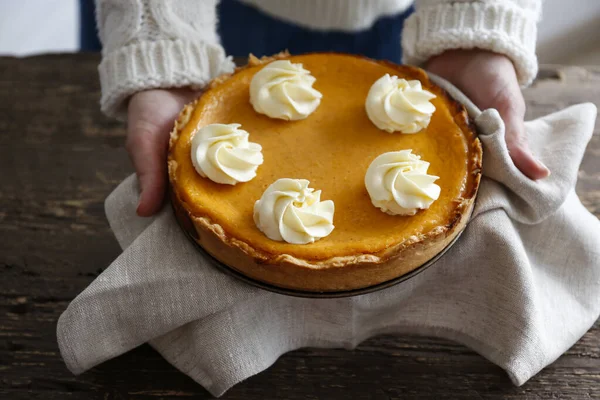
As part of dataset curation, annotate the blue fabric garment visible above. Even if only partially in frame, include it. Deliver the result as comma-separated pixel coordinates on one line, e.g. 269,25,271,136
79,0,102,51
218,0,413,63
79,0,413,63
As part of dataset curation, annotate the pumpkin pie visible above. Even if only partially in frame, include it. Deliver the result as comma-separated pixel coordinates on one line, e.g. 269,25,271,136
168,52,482,292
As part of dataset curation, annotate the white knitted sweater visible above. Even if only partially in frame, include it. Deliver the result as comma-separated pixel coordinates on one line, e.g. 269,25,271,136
97,0,541,119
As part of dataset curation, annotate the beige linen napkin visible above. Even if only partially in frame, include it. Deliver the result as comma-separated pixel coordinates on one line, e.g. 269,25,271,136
57,77,600,397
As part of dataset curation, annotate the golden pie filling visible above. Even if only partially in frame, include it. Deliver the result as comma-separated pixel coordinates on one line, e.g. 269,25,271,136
169,53,482,291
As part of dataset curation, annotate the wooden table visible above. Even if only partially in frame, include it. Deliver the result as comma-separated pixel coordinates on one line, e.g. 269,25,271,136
1,54,599,400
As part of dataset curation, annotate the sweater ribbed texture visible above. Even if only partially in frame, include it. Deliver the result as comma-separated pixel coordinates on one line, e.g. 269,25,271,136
99,39,234,120
402,1,539,86
96,0,234,120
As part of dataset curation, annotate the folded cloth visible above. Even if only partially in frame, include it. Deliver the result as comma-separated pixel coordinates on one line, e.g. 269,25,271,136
57,76,600,397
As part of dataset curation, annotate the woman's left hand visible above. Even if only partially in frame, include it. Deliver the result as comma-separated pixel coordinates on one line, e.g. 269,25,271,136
426,49,550,180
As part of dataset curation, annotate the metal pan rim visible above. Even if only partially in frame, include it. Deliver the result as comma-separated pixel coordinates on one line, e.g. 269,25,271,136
177,207,471,299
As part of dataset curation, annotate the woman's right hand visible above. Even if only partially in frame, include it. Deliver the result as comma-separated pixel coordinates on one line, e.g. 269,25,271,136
126,88,200,216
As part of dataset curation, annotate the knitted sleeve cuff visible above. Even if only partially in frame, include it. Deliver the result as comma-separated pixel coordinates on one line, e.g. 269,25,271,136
98,39,235,120
402,2,539,87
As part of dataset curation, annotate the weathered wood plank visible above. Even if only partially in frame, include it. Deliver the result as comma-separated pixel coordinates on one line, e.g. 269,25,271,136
0,54,598,400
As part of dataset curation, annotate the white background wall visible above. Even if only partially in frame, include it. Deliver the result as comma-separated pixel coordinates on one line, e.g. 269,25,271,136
537,0,600,64
0,0,599,64
0,0,77,56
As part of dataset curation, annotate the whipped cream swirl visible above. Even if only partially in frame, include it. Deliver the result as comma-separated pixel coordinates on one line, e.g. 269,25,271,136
254,178,335,244
366,74,436,133
365,150,441,216
250,60,322,121
191,123,263,185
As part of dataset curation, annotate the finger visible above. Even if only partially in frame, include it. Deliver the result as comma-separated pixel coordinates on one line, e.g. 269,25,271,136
126,122,170,216
125,89,199,217
504,116,551,180
489,82,551,180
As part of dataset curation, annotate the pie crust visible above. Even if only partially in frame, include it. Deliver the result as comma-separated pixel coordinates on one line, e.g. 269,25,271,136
168,52,482,292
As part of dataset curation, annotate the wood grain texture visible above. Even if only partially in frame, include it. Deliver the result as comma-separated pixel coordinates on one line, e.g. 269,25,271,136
0,54,598,400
